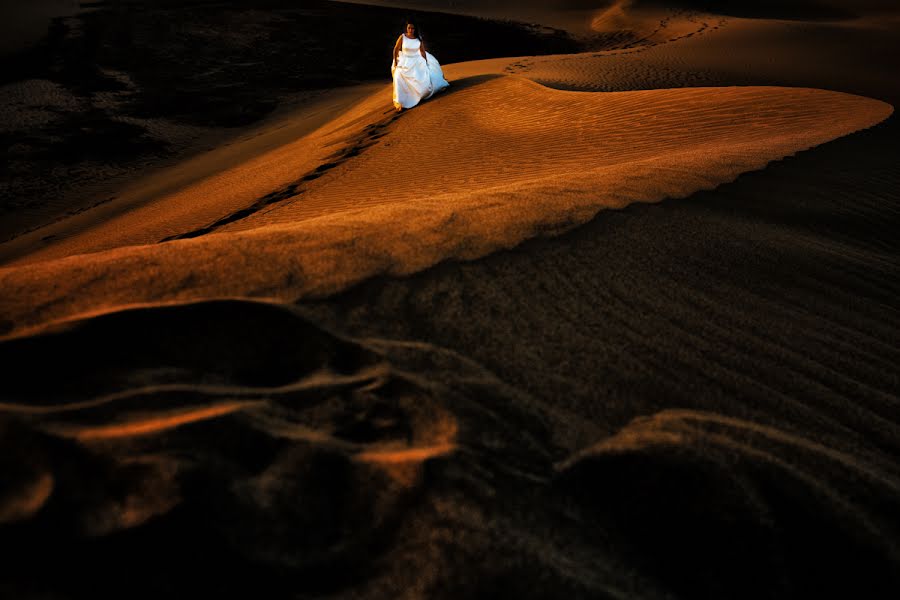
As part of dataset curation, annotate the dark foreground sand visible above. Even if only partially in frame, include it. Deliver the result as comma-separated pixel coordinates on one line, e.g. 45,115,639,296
1,1,899,599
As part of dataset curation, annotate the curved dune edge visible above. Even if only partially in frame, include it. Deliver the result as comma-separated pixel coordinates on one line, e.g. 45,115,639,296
555,408,900,597
0,298,504,541
0,81,892,335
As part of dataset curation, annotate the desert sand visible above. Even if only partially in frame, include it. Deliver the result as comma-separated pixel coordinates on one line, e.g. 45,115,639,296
1,1,898,598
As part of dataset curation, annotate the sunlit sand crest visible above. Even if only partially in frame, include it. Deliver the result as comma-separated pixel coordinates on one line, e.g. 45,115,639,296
0,79,891,334
49,401,262,441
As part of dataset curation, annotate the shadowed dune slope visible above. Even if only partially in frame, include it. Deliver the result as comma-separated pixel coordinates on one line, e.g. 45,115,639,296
489,15,900,96
0,299,557,597
555,409,900,599
2,298,898,598
338,0,898,38
0,79,891,333
347,0,899,20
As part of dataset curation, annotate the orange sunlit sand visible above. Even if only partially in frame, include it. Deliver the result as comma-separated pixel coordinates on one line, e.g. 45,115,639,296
0,69,891,329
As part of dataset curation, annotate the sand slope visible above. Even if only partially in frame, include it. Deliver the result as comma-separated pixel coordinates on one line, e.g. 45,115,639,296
2,294,898,598
0,77,890,333
0,83,386,266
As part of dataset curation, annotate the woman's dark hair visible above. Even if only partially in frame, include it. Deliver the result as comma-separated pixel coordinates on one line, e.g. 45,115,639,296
405,17,422,40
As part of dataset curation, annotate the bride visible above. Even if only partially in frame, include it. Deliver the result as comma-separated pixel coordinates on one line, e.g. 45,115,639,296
391,19,449,111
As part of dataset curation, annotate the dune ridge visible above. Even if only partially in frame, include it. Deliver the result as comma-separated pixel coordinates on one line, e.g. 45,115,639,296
0,78,891,334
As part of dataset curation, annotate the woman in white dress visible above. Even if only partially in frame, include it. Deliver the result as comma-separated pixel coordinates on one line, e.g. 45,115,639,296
391,19,449,112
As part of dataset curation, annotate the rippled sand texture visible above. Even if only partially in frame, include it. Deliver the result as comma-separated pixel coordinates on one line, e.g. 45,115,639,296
2,2,900,599
0,81,890,332
2,297,898,598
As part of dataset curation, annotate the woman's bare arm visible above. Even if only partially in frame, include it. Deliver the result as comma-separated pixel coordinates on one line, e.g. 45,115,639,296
393,35,403,63
420,39,427,61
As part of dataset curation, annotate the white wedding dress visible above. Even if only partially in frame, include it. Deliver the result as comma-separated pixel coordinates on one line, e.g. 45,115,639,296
392,35,449,110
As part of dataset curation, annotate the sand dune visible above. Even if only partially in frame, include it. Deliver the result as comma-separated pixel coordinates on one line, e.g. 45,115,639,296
345,0,900,21
2,2,899,598
220,81,889,233
0,77,890,333
0,298,558,595
0,83,385,266
556,409,900,598
3,294,898,596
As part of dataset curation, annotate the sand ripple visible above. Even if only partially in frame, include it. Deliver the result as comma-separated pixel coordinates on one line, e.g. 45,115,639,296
0,79,891,334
